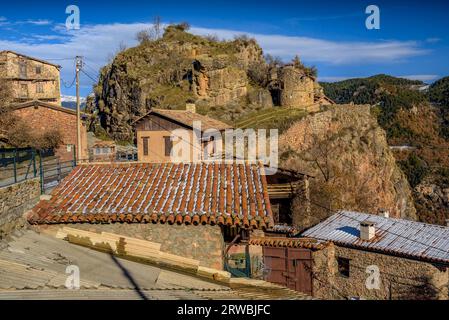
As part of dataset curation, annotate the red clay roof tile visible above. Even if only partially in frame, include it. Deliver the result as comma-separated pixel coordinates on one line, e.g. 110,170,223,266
29,162,273,229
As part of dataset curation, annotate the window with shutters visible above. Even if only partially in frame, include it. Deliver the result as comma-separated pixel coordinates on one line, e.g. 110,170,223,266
164,136,173,157
142,137,149,156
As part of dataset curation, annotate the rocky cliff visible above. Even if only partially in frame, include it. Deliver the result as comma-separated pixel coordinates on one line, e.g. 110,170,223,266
85,24,324,141
279,104,417,228
321,75,449,225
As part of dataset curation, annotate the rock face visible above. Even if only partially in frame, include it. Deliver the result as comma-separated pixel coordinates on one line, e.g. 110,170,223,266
279,104,417,228
85,25,325,142
414,180,449,225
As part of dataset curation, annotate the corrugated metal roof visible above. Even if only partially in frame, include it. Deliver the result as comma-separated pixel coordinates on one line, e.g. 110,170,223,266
29,162,274,229
0,230,314,300
301,211,449,264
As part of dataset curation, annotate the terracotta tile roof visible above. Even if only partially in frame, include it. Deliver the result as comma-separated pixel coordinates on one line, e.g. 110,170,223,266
29,162,273,229
249,237,327,250
134,109,232,131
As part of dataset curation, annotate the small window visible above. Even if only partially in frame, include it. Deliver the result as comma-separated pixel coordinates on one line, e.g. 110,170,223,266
142,137,149,156
164,136,173,157
337,257,350,278
36,82,44,93
20,84,28,98
67,145,73,152
19,60,27,78
36,66,42,74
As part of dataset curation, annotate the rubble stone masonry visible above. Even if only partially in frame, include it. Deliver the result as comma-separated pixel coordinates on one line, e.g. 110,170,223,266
68,223,225,270
312,244,449,300
0,179,40,240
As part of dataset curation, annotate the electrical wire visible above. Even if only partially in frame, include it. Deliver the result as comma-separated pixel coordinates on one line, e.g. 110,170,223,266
80,69,98,84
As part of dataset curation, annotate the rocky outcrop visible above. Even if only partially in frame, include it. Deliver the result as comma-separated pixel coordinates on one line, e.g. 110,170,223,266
192,57,248,106
279,104,417,228
414,180,449,225
85,26,326,142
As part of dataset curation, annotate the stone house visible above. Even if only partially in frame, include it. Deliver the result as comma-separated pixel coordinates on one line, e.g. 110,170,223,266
28,161,275,270
300,211,449,300
0,51,61,105
9,100,88,162
133,105,231,163
89,140,116,162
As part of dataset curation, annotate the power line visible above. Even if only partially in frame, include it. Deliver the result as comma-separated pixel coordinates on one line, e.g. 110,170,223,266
62,75,77,88
80,69,98,84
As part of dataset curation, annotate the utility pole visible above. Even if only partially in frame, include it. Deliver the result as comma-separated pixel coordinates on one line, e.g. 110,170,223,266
75,56,83,163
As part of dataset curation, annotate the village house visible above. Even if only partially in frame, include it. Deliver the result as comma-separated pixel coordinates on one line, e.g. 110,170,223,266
297,211,449,300
133,104,231,163
89,140,116,162
248,211,449,300
0,50,61,105
28,161,275,270
9,100,88,162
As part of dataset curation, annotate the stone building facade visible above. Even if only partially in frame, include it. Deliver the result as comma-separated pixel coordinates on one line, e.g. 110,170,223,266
0,51,61,105
311,244,449,300
10,101,88,162
302,211,449,300
0,179,40,241
61,223,225,269
278,65,315,107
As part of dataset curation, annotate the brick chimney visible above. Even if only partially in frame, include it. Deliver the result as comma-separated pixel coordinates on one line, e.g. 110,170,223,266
186,103,196,113
378,209,389,218
360,221,376,241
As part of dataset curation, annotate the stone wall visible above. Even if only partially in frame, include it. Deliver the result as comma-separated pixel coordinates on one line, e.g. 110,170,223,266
67,223,225,270
312,244,449,300
0,179,41,239
279,66,315,107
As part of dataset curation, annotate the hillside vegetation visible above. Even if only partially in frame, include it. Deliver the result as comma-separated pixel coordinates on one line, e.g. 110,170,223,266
85,24,322,142
322,75,449,224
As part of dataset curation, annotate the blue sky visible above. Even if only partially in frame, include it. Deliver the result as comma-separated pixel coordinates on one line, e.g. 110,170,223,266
1,0,448,97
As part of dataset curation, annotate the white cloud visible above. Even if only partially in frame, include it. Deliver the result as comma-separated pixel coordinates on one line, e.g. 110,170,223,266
0,21,431,92
23,19,53,26
398,74,440,82
190,26,429,64
318,76,355,82
425,38,441,44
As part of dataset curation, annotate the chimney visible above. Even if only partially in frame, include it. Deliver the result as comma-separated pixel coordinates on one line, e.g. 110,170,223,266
186,103,196,113
360,221,376,241
378,209,389,218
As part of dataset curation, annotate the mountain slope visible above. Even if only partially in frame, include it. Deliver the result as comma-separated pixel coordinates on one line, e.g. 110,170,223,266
321,75,449,225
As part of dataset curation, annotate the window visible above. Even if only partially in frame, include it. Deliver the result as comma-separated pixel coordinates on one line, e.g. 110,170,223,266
19,60,27,78
36,66,42,74
36,82,44,93
67,144,74,152
164,136,173,157
142,137,149,156
20,84,28,98
337,257,350,278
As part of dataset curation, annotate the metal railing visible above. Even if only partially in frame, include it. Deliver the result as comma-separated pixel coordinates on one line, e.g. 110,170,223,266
0,148,77,193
